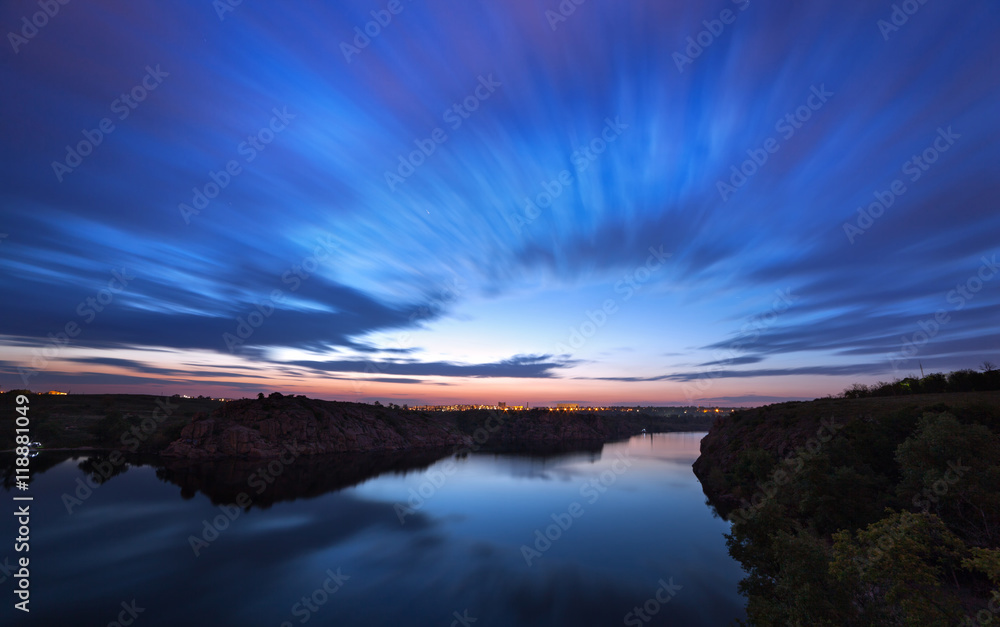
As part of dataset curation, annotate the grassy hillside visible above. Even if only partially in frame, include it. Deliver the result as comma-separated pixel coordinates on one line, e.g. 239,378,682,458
0,393,223,451
694,391,1000,505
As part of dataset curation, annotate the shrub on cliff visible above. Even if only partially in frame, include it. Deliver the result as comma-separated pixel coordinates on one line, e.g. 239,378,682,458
89,411,139,446
830,510,966,625
895,413,1000,546
705,395,1000,625
842,364,1000,398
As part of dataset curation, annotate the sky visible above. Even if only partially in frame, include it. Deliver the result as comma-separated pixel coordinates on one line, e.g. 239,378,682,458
0,0,997,406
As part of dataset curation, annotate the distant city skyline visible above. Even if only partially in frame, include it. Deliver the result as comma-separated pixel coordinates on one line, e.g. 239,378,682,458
0,388,752,409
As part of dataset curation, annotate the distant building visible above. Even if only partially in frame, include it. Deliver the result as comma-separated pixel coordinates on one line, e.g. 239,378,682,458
46,391,67,395
556,402,580,410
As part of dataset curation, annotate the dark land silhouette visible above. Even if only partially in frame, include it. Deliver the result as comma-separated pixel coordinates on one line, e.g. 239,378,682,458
694,368,1000,625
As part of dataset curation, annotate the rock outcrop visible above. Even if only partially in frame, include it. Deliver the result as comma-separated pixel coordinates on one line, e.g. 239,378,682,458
161,395,716,459
161,396,470,459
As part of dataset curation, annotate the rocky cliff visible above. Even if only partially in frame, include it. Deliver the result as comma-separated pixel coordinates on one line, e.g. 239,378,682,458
161,396,714,459
161,396,470,459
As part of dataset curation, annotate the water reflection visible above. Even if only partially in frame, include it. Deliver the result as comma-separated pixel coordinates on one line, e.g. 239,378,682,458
154,447,457,508
0,433,744,626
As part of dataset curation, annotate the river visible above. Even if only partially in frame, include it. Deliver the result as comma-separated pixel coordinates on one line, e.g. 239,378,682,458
0,432,744,626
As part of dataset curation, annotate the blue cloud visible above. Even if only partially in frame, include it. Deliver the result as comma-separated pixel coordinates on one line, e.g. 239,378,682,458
0,0,997,399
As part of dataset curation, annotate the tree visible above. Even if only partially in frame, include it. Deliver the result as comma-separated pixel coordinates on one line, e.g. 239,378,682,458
919,372,948,393
843,383,870,399
963,547,1000,588
89,411,140,445
830,510,966,625
895,413,1000,545
947,369,980,392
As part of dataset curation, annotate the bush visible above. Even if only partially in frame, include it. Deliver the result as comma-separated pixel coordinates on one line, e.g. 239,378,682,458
831,510,966,625
89,411,140,446
732,447,776,487
841,365,1000,398
895,413,1000,545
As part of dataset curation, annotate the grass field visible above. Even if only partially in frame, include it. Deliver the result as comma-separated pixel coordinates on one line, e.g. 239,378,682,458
0,393,224,450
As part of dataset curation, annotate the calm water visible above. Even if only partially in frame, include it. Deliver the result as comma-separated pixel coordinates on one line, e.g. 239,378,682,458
0,433,744,626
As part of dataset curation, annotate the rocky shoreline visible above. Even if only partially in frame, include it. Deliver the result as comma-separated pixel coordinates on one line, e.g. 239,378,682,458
159,395,713,459
0,392,716,458
161,396,470,459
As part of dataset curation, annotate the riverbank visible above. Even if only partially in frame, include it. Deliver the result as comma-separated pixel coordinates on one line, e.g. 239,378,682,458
0,393,715,457
693,391,1000,625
